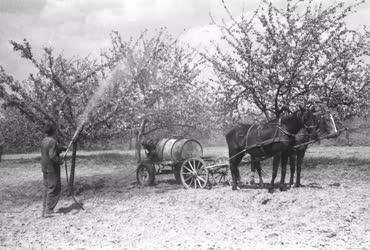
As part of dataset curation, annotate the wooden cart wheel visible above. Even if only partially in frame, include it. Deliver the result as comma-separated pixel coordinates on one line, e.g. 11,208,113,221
180,158,209,189
136,160,156,186
210,165,231,186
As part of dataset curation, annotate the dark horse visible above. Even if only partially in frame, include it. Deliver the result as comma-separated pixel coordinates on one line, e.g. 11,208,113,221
225,107,320,192
282,112,337,187
248,112,338,188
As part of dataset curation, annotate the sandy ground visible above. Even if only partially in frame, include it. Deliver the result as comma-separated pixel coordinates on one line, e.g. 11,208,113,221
0,146,369,249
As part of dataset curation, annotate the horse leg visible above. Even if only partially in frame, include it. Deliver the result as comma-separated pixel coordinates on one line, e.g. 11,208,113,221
249,155,256,184
294,148,306,188
236,158,241,183
289,152,296,187
269,154,280,193
229,151,244,190
254,159,263,186
279,152,289,191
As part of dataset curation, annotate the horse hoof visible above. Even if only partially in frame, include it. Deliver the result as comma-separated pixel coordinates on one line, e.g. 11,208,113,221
232,185,238,191
294,184,301,188
268,188,274,193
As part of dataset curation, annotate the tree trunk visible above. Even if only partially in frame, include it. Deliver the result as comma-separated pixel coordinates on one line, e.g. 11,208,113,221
135,119,148,163
135,131,141,162
129,132,133,150
346,130,351,146
68,140,78,194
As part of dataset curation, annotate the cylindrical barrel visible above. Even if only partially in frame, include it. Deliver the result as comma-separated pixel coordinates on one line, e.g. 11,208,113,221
155,138,171,161
154,137,203,162
162,138,178,161
172,138,203,160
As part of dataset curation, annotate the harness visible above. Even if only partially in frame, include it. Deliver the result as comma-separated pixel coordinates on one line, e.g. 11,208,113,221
231,111,342,165
245,119,292,158
244,114,317,159
276,118,295,137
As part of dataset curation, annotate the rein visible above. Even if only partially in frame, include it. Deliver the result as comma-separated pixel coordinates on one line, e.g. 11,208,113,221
277,126,295,137
243,112,319,158
228,148,247,161
293,128,346,149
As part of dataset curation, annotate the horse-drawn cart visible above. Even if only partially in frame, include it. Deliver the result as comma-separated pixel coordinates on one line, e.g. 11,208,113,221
136,126,344,189
136,137,230,189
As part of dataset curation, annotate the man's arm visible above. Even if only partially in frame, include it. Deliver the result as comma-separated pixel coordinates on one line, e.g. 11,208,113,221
49,140,64,165
56,145,67,155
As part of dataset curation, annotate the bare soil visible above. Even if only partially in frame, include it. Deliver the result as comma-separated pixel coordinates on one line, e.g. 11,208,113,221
0,146,369,249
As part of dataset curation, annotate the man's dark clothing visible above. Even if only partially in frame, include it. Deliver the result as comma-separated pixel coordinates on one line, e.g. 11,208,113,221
41,136,63,215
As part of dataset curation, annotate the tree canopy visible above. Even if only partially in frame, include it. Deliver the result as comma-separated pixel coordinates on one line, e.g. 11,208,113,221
1,0,369,157
0,28,215,169
204,0,370,123
103,29,215,160
0,39,122,141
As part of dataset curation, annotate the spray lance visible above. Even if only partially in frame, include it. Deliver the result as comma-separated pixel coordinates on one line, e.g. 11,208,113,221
63,125,85,159
62,124,86,210
61,66,120,210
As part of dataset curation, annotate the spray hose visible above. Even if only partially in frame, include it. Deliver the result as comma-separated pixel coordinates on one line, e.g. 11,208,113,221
61,124,86,210
64,158,85,210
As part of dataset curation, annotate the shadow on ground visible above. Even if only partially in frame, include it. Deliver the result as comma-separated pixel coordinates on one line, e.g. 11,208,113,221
57,201,84,214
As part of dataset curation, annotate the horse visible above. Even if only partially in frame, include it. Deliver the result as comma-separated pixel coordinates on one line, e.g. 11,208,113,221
225,107,320,191
286,112,338,187
247,111,338,189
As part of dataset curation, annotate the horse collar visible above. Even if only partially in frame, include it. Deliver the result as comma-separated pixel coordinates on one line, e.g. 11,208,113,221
278,117,295,137
245,124,256,145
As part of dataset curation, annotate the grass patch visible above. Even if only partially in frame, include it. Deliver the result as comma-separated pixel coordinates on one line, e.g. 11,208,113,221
76,153,135,165
1,152,136,166
2,157,41,165
302,156,370,168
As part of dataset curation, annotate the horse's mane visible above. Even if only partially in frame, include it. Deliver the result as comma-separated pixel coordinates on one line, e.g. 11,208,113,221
230,109,306,130
280,109,303,124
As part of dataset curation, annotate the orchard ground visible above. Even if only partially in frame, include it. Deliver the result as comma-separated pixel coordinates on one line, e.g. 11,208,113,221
0,146,369,249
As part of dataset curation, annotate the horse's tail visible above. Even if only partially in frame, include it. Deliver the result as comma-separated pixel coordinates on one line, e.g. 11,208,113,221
225,127,239,154
225,129,232,147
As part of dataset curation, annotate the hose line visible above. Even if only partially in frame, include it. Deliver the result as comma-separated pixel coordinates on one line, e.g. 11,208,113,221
64,159,85,210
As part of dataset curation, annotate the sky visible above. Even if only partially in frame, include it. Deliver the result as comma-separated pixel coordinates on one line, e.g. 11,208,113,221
0,0,369,81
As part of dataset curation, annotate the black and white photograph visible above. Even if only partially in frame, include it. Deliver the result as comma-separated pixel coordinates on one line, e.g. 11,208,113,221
0,0,369,249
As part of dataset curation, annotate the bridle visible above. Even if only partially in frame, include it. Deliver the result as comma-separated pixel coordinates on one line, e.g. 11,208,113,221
302,110,336,139
278,110,319,138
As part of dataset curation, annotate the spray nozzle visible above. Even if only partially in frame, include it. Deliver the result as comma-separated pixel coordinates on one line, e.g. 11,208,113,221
63,125,84,159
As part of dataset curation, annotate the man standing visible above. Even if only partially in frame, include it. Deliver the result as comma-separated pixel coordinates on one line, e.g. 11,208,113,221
41,124,64,217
